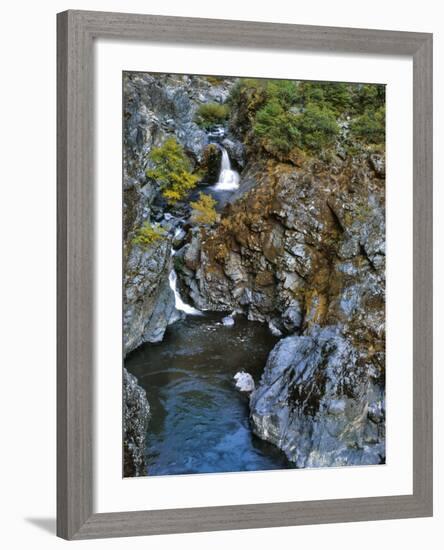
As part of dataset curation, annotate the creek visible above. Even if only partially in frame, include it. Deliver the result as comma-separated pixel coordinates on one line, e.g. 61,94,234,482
125,312,295,476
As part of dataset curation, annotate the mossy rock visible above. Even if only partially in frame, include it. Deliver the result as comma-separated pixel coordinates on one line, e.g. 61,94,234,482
200,144,222,184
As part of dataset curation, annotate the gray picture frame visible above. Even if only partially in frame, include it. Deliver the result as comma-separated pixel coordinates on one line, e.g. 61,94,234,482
57,9,433,540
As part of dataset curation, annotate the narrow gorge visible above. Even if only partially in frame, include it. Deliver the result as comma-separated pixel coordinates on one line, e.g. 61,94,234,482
123,73,386,476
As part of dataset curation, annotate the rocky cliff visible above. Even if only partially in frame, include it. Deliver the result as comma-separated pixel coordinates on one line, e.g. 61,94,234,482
122,74,239,473
123,73,386,469
123,73,237,355
177,152,385,466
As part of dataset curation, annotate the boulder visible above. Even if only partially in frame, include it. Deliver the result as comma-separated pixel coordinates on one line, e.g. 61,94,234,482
234,372,255,393
222,315,235,326
123,238,176,355
250,327,385,467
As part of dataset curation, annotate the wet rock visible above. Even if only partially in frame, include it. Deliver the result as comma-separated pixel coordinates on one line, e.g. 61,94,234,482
201,144,222,183
222,315,235,326
123,368,150,476
268,320,283,337
282,303,302,333
234,371,255,392
222,137,246,169
172,227,187,248
250,326,385,467
123,238,176,355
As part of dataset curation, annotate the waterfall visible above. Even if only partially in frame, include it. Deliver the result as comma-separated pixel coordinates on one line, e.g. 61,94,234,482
213,148,240,191
168,257,202,316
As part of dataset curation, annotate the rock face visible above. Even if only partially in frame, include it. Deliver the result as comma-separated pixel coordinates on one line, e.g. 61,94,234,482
250,327,385,467
180,156,385,337
123,368,151,477
124,238,176,355
124,73,233,180
123,73,236,356
178,153,385,465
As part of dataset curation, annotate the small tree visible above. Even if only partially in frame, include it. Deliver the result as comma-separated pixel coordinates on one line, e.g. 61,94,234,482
190,193,218,225
146,138,198,204
132,222,166,249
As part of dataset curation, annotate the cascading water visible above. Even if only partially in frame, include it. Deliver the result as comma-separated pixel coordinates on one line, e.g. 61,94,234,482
168,250,202,316
213,148,240,191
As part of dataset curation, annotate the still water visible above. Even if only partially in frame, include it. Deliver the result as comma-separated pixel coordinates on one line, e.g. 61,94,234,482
125,312,295,476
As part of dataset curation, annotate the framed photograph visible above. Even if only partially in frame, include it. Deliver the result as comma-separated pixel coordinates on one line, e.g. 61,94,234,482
57,10,433,539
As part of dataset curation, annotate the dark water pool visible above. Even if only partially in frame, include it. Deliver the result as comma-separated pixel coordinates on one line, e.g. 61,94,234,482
125,312,295,476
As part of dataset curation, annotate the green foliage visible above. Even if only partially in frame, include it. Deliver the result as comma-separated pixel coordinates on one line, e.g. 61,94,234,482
194,102,230,129
350,106,385,144
296,104,340,152
254,93,339,155
228,77,385,157
352,84,385,114
190,192,218,225
297,81,353,116
265,80,299,107
146,137,198,204
254,99,302,155
227,78,266,107
132,222,166,249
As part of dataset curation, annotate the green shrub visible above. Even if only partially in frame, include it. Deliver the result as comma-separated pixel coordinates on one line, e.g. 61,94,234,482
254,100,302,155
132,222,166,249
297,82,353,116
296,104,340,152
254,101,339,155
352,84,385,114
229,77,384,156
194,102,230,129
146,137,198,204
350,106,385,144
190,193,218,225
265,80,299,108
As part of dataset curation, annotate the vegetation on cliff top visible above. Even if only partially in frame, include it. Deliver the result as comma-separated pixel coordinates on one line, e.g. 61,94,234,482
228,78,385,158
146,137,198,203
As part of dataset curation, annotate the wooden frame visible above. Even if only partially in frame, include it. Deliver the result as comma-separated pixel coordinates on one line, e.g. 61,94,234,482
57,9,433,540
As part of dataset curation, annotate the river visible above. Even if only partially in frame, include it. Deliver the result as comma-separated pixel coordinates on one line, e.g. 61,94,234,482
124,312,295,476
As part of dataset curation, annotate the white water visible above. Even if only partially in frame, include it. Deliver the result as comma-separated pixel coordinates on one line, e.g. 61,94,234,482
213,148,240,191
168,268,202,316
